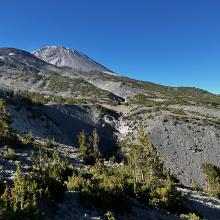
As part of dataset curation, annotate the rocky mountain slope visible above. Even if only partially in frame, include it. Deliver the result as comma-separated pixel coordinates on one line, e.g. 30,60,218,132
1,46,220,219
33,46,115,74
1,46,220,188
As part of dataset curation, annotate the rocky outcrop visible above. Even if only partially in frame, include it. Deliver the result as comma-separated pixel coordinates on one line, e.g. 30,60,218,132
33,46,115,74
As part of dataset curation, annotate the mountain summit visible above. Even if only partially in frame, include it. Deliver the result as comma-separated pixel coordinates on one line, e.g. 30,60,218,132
32,46,115,74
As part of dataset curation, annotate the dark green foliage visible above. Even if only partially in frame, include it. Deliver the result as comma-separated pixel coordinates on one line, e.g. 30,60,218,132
47,76,119,105
78,130,88,156
92,129,101,159
202,163,220,198
104,211,116,220
77,129,101,165
0,85,119,106
131,93,188,107
131,81,220,108
31,149,73,202
181,212,202,220
0,165,42,220
48,76,70,91
68,128,181,215
21,131,34,146
67,168,131,213
42,139,55,149
0,146,74,219
123,128,181,211
137,81,220,107
18,91,47,105
3,148,16,160
170,108,186,115
11,165,39,214
0,99,18,147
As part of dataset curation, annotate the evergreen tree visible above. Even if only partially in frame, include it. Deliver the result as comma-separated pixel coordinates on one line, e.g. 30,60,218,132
10,164,39,213
77,129,101,165
126,127,180,209
92,128,100,158
78,130,88,156
0,98,17,147
11,164,25,211
127,127,164,194
202,163,220,198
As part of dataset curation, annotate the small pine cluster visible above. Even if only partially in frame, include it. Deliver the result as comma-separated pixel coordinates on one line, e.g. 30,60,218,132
0,148,74,219
77,129,102,165
69,127,182,216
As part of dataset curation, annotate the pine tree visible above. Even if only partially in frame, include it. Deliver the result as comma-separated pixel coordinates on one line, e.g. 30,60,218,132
10,164,39,212
78,130,88,156
137,127,164,183
126,127,181,209
0,98,17,147
127,127,165,194
202,163,220,198
92,128,101,159
11,164,26,211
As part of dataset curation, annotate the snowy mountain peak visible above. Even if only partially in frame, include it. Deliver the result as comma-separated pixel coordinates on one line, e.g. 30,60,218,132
32,46,116,74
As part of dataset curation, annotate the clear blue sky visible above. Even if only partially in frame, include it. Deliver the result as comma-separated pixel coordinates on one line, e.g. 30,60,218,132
0,0,219,94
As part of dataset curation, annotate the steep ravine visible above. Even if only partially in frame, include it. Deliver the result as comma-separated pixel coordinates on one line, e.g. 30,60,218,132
7,103,120,155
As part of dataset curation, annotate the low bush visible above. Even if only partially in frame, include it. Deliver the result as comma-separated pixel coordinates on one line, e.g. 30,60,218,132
21,131,34,146
42,139,55,148
67,128,182,215
181,212,202,220
67,170,131,213
3,148,16,160
0,147,74,219
104,211,116,220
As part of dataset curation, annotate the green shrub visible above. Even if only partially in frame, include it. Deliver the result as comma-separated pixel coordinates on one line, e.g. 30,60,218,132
149,177,181,210
0,133,74,219
0,165,42,219
67,174,90,192
3,148,16,160
125,127,181,211
170,108,186,115
104,211,116,220
70,128,182,214
67,170,131,213
30,149,73,203
48,76,70,91
0,110,18,147
77,129,101,165
42,139,55,148
21,131,34,146
181,212,202,220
